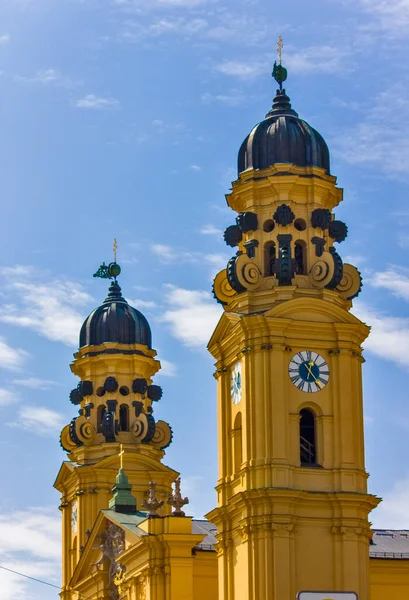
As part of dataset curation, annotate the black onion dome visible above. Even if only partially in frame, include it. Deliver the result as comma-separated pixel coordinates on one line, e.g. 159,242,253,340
80,281,152,349
238,89,330,175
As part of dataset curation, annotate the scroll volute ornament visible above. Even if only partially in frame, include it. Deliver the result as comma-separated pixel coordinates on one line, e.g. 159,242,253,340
213,269,237,305
336,263,363,300
310,251,335,288
234,254,262,291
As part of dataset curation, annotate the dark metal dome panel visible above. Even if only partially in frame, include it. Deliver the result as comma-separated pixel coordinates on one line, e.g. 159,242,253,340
238,90,330,175
79,282,152,349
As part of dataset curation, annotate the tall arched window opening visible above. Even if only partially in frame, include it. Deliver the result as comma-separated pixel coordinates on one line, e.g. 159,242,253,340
97,405,106,433
119,404,129,432
264,242,276,277
295,241,307,275
233,412,243,475
300,408,317,465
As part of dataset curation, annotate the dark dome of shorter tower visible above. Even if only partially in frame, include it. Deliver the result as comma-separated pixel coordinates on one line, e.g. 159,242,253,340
238,89,330,175
80,281,152,349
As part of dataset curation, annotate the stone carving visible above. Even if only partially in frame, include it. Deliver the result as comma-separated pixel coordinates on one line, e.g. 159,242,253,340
168,477,189,516
94,522,126,600
273,204,295,226
311,208,331,229
224,225,243,247
142,481,164,517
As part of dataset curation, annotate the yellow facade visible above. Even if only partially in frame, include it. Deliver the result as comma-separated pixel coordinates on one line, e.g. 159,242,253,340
55,69,409,600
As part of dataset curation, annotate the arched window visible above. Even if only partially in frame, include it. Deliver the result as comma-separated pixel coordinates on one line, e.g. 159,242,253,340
119,404,129,432
264,242,276,277
97,405,106,433
233,412,243,474
300,408,317,465
295,241,307,275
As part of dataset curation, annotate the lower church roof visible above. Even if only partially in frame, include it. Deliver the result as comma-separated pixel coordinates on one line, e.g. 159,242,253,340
370,530,409,559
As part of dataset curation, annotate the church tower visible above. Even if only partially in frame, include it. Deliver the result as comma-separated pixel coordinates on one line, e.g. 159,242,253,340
206,54,380,599
54,260,176,598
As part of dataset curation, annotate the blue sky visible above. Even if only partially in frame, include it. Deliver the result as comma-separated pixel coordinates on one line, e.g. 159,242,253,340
1,0,409,597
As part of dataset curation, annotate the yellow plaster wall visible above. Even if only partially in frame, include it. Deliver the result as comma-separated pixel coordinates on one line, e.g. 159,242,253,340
370,559,409,600
193,551,218,600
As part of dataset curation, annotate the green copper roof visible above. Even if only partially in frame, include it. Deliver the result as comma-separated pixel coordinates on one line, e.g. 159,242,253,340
109,468,137,513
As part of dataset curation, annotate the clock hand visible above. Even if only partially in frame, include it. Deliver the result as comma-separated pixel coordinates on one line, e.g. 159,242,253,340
305,363,323,389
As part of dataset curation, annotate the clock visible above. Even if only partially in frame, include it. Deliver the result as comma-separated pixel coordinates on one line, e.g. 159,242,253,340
71,500,78,534
288,351,329,393
231,362,242,405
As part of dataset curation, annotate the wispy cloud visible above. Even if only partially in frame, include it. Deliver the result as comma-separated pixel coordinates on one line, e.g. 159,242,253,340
214,60,265,79
0,388,18,406
0,338,28,372
9,405,65,436
333,85,409,178
201,90,246,107
0,34,10,45
11,377,59,390
0,267,93,346
158,357,177,377
199,224,223,236
353,300,409,370
372,474,409,529
0,507,60,599
159,285,221,348
352,0,409,33
76,94,120,109
370,268,409,301
151,244,228,275
14,68,79,89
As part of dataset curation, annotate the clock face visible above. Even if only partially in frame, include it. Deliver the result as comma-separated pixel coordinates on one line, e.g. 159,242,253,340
231,362,242,405
71,500,78,534
288,351,329,393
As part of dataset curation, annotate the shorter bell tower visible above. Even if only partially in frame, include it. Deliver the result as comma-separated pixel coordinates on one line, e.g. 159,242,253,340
55,259,177,599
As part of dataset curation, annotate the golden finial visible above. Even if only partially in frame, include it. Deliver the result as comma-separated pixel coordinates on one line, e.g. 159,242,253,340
119,444,124,470
113,238,118,263
277,35,284,65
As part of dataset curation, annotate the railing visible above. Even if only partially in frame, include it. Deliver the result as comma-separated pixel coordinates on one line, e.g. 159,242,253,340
300,435,315,464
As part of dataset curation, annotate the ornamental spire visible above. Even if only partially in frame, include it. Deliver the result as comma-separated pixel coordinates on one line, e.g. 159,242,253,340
93,239,122,281
272,35,288,91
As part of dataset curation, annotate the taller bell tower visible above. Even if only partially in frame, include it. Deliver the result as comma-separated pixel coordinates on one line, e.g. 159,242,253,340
207,57,379,600
55,260,176,599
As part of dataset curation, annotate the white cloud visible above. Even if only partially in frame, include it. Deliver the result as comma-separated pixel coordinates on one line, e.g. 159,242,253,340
199,224,223,236
189,164,202,172
370,268,409,301
333,86,409,178
126,298,157,310
0,388,17,406
158,358,177,377
352,0,409,32
76,94,120,109
0,337,28,371
201,90,246,107
353,301,409,369
151,244,228,277
371,475,409,529
9,405,65,436
214,60,265,79
14,69,79,89
0,34,10,45
11,377,59,390
0,507,60,599
160,285,221,348
0,269,93,346
286,45,350,75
